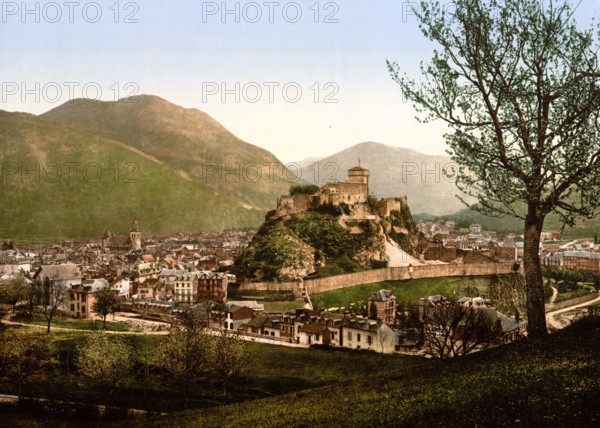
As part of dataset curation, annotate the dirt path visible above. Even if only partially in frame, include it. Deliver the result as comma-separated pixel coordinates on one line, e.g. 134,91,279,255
0,318,170,335
550,285,558,304
1,317,310,348
385,239,422,267
546,295,600,329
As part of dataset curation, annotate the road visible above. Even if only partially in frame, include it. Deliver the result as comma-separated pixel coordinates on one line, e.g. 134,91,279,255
550,285,558,304
546,294,600,330
0,316,310,348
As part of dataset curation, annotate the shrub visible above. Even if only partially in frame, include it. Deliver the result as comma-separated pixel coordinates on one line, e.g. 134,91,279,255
289,184,319,195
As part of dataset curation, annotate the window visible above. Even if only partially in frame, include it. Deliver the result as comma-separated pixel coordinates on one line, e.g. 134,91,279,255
367,336,372,345
81,295,86,303
357,334,361,342
70,304,74,311
70,293,74,300
347,331,352,340
82,306,86,313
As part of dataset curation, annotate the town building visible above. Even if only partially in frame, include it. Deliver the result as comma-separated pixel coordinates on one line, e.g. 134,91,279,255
67,278,109,319
173,272,199,303
340,318,396,353
367,289,397,324
197,272,227,303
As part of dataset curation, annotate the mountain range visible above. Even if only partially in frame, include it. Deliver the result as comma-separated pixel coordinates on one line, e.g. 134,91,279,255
3,95,596,240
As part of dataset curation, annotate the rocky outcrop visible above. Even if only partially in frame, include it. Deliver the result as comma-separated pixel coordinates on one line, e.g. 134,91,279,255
234,199,423,282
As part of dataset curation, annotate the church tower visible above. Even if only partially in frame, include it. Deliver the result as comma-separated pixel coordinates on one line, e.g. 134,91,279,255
130,220,141,250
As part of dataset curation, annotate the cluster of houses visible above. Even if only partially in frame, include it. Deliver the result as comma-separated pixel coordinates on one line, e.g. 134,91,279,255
417,220,600,275
0,221,254,320
195,288,526,355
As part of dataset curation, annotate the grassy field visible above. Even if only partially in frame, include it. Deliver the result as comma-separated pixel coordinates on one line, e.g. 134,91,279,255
311,275,497,310
0,323,420,416
3,314,600,426
262,299,306,312
127,316,600,427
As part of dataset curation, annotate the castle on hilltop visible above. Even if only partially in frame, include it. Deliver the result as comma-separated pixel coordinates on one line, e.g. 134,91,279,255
269,164,407,220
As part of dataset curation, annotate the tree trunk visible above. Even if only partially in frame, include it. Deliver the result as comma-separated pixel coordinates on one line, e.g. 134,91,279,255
103,315,107,329
47,317,51,334
523,206,547,338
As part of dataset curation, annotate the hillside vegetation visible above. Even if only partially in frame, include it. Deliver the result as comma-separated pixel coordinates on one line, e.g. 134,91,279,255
0,111,265,238
312,274,526,316
0,96,300,238
234,200,420,281
233,211,385,281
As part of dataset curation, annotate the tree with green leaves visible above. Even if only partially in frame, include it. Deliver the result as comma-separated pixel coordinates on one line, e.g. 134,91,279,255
389,0,600,337
153,310,212,406
208,331,249,396
368,301,378,320
77,331,134,407
0,334,49,397
0,274,29,313
92,288,121,328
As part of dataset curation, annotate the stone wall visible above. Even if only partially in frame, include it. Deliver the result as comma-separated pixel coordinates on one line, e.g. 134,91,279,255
237,281,300,292
545,291,600,312
239,262,517,295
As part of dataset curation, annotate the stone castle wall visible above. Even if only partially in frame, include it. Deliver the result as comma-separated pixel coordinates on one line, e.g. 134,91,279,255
239,262,517,296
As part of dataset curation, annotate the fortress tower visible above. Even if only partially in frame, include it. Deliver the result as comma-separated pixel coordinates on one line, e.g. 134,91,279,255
130,220,141,250
347,163,370,194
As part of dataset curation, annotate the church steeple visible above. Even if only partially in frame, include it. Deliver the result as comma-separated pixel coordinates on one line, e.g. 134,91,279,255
130,220,141,250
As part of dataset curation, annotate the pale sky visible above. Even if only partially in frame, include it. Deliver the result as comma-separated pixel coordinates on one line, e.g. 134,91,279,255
1,0,598,163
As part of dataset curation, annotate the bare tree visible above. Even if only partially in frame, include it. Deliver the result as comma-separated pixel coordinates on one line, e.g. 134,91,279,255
77,331,134,408
423,303,503,359
39,279,69,334
208,331,249,396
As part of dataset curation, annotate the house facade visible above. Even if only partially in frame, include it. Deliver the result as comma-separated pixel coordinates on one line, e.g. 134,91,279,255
67,278,108,319
367,289,396,324
197,272,228,303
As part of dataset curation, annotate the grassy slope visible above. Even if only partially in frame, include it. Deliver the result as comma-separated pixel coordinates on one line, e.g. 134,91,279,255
311,275,523,313
40,95,296,212
0,324,419,414
0,111,264,238
136,319,600,427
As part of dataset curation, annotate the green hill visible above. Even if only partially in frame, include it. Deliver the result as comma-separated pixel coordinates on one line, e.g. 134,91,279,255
234,202,420,281
41,95,295,214
0,110,266,239
0,96,302,239
135,316,600,427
